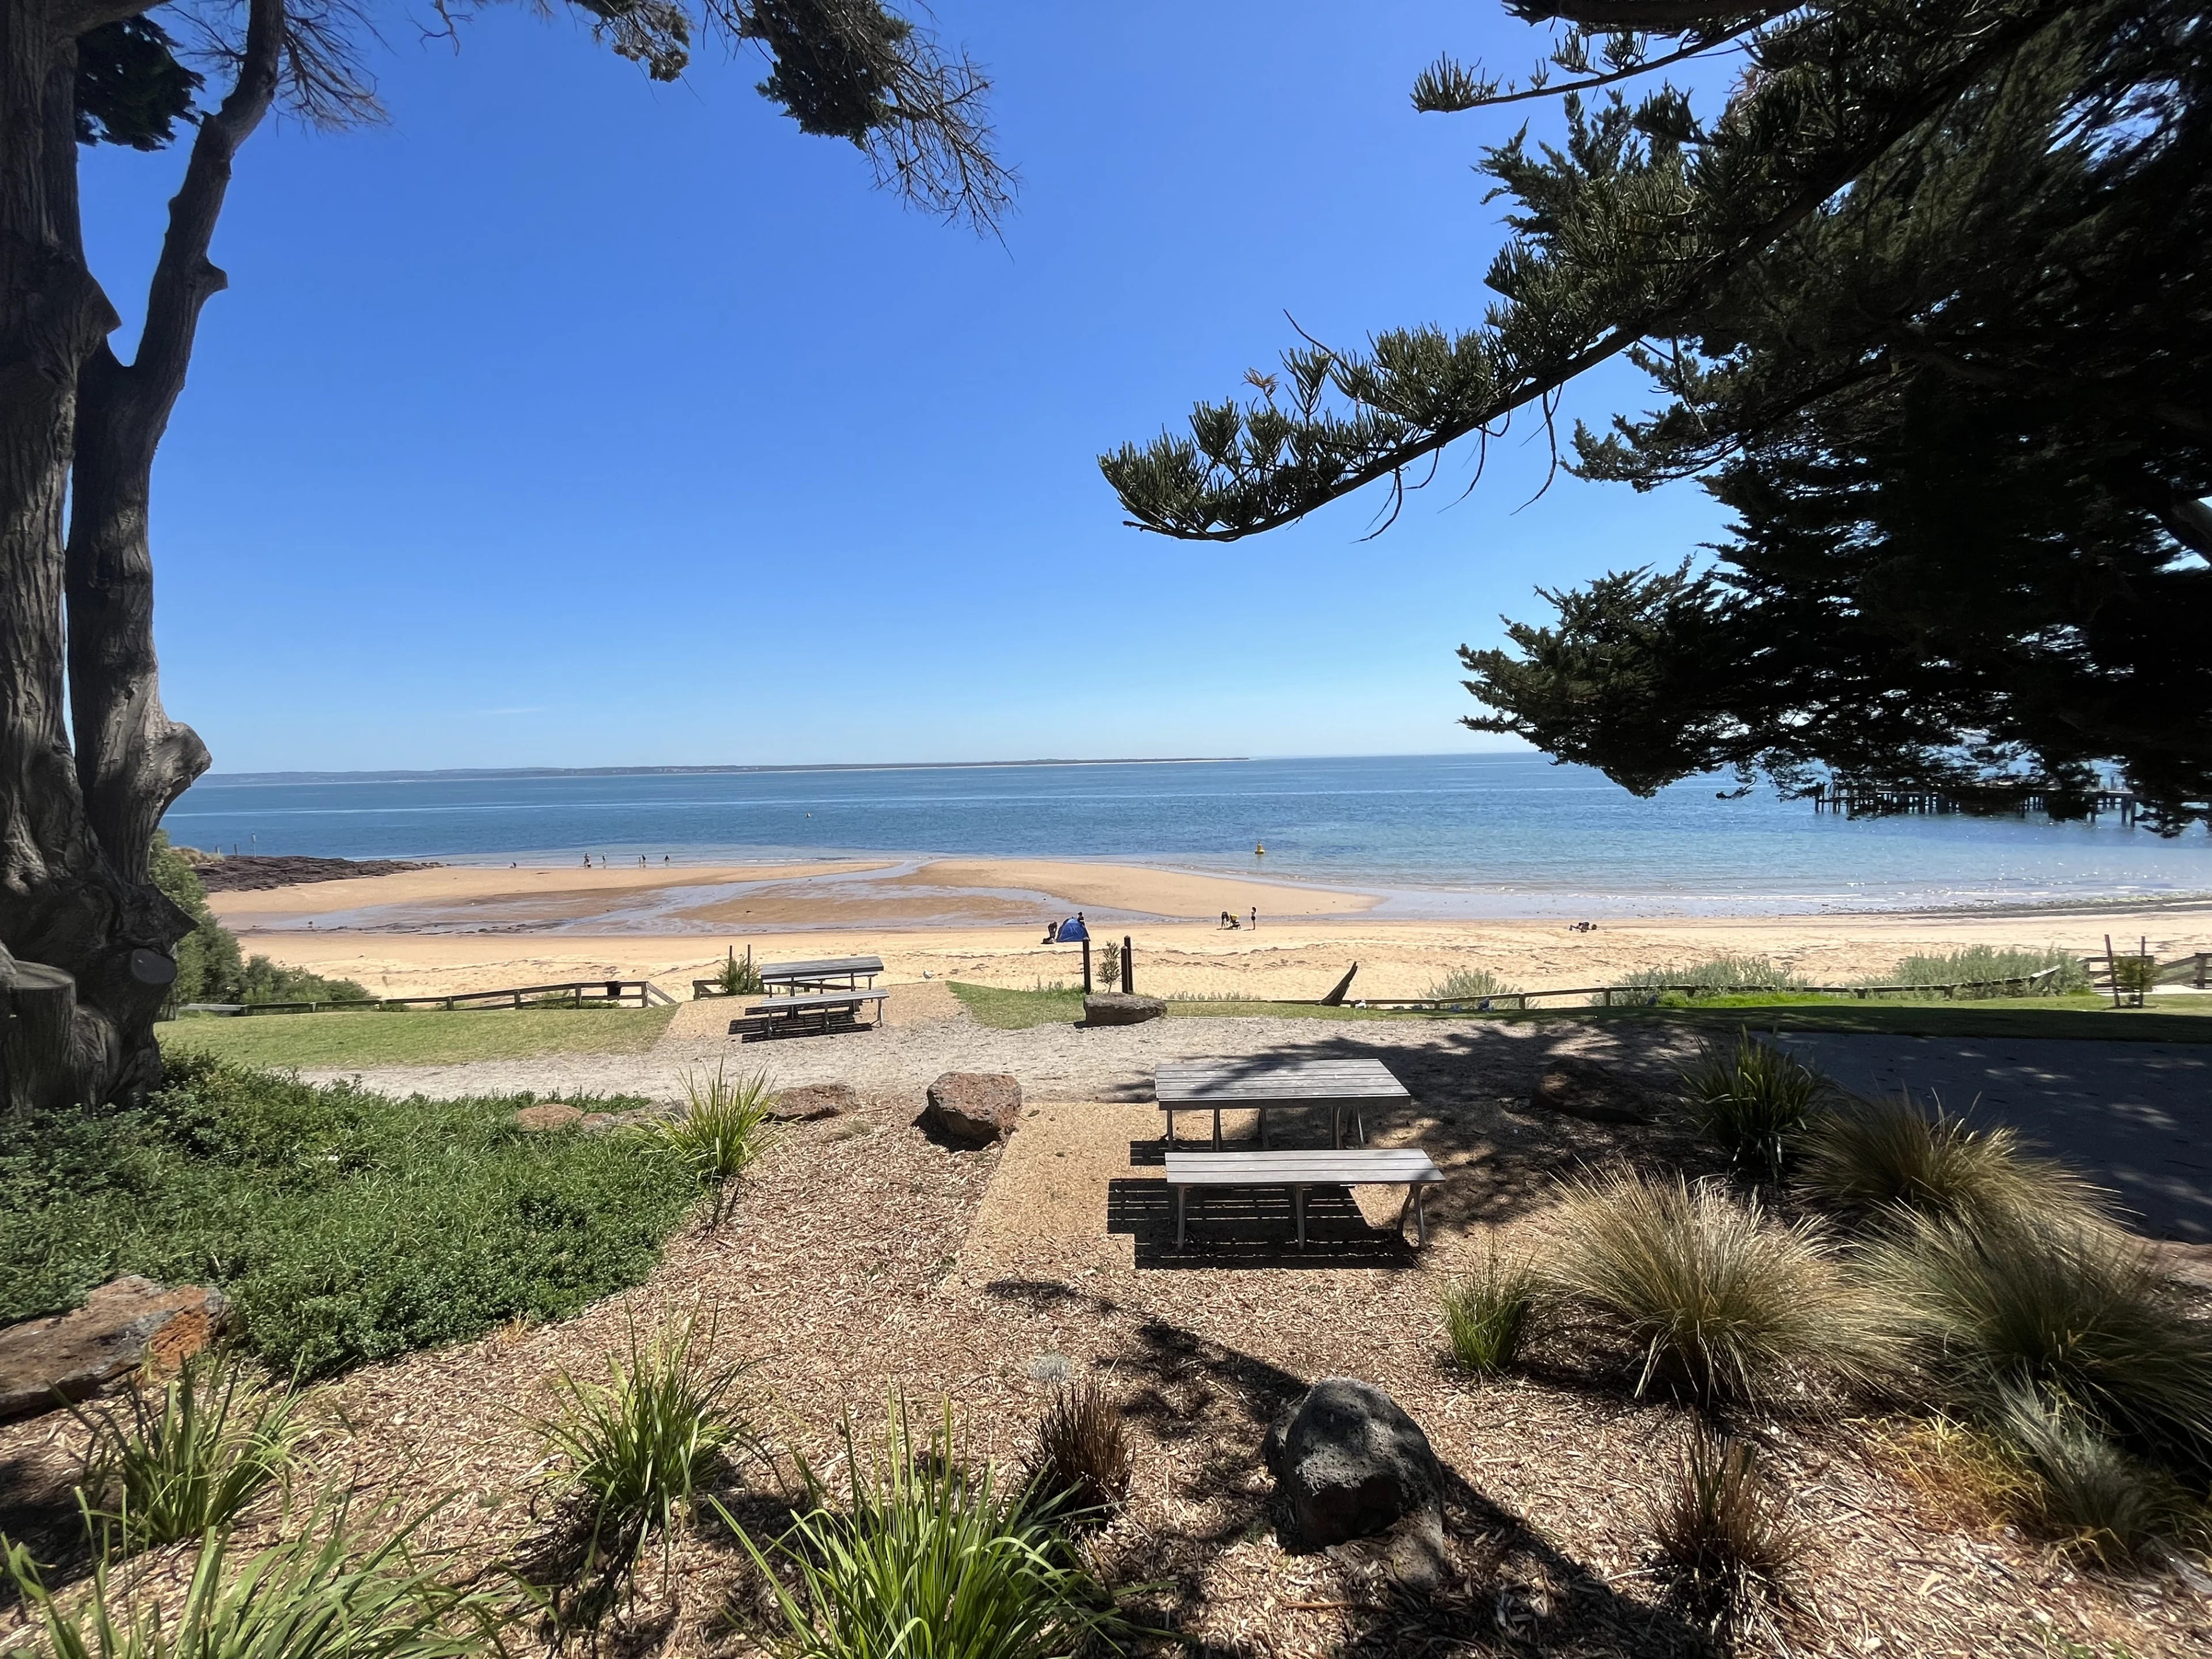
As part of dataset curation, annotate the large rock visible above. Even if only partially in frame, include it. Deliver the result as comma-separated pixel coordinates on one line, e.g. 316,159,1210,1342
772,1082,857,1122
1527,1055,1654,1126
1263,1378,1442,1547
0,1277,229,1421
1084,993,1166,1026
925,1072,1021,1143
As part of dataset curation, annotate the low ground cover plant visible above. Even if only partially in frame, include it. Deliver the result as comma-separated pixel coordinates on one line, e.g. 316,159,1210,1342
3,1502,504,1659
1440,1245,1538,1373
1796,1092,2108,1226
1428,966,1518,1001
1879,946,2089,994
1678,1031,1829,1181
1547,1172,1889,1403
0,1055,700,1377
74,1348,306,1553
737,1401,1128,1659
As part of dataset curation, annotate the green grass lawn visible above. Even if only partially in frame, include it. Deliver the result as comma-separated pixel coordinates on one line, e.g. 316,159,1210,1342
0,1054,701,1378
948,980,2212,1042
157,1003,678,1069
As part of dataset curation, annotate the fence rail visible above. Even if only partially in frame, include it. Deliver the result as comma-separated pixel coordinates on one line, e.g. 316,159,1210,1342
1323,965,2067,1013
173,978,677,1018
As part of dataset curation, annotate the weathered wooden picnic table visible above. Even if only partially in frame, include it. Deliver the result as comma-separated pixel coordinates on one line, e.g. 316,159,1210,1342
1164,1149,1445,1249
1155,1059,1412,1149
733,986,888,1040
758,955,885,992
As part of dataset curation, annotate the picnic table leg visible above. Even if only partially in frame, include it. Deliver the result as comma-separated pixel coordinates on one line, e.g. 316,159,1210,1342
1293,1185,1306,1249
1165,1106,1176,1146
1355,1108,1366,1146
1261,1106,1271,1149
1176,1185,1187,1251
1212,1108,1222,1151
1415,1185,1429,1248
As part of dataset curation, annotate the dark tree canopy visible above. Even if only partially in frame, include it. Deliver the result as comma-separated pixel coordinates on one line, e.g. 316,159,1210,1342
75,17,201,149
1102,0,2211,830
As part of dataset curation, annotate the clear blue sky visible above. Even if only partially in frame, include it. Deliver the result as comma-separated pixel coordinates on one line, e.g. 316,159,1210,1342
84,2,1728,772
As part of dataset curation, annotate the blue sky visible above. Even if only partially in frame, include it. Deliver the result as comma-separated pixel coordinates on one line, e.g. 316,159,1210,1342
84,2,1729,772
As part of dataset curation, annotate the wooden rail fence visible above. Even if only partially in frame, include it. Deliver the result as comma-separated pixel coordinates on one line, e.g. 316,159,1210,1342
1323,965,2069,1013
173,978,677,1018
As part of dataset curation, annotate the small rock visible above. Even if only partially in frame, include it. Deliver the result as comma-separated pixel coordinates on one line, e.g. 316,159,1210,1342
1084,993,1166,1026
1263,1378,1443,1549
513,1103,586,1132
925,1072,1021,1143
0,1277,229,1422
1527,1055,1654,1125
772,1082,858,1122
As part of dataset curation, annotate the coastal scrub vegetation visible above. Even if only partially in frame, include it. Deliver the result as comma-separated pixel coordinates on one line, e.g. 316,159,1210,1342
1427,965,1520,1001
1020,1377,1135,1527
1645,1427,1805,1612
1677,1031,1830,1181
1440,1244,1539,1374
152,833,372,1007
0,1054,700,1377
1796,1092,2111,1225
1105,0,2211,831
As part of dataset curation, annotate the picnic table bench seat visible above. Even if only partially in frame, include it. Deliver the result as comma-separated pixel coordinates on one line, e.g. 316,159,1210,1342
1164,1148,1445,1249
757,956,885,992
1156,1059,1412,1149
730,986,888,1041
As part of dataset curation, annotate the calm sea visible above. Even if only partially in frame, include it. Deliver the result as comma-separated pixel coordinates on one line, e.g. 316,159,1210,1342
162,754,2212,917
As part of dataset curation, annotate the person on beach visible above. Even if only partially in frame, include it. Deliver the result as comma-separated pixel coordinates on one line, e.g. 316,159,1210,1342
1250,906,1258,931
1042,920,1060,944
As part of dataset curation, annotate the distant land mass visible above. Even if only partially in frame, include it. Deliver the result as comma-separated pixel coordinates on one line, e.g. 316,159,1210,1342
201,758,1249,784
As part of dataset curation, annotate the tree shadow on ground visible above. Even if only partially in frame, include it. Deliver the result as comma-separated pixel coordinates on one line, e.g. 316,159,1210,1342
978,1279,1717,1656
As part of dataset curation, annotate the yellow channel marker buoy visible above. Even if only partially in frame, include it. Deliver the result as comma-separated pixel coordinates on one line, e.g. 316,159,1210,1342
1255,842,1266,856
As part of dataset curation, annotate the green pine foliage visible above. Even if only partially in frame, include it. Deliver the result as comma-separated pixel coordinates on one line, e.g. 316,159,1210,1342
150,834,372,1007
0,1054,701,1378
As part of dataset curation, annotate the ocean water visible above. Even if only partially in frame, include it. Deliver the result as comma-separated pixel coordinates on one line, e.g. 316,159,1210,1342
162,753,2212,917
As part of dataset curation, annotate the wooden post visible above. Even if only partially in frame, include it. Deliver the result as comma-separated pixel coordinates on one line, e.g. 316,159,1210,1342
2105,935,2122,1007
1081,938,1093,994
1122,936,1134,995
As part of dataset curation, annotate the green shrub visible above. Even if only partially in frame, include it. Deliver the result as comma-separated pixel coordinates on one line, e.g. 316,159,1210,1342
1620,955,1804,997
1881,946,2089,994
1020,1377,1132,1527
0,1055,700,1378
151,833,371,1007
655,1066,776,1190
75,1349,306,1553
1797,1093,2109,1226
1440,1246,1538,1374
1992,1383,2186,1563
1548,1172,1890,1404
1427,967,1518,1001
3,1502,503,1659
1862,1210,2212,1479
540,1311,754,1567
1678,1031,1829,1182
1645,1427,1804,1608
734,1401,1127,1659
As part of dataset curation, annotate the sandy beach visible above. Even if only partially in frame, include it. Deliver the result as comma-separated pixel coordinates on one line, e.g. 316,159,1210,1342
211,855,2212,1002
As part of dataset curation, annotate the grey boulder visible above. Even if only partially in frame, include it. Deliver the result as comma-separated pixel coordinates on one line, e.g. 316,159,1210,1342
925,1072,1021,1143
1263,1378,1442,1548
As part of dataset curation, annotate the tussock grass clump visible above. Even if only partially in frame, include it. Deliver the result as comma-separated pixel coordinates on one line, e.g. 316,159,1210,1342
75,1349,306,1553
1882,945,2088,993
1862,1210,2212,1479
1620,955,1804,995
540,1312,755,1566
1427,967,1518,1001
656,1065,776,1187
1797,1092,2108,1225
1020,1378,1133,1526
1646,1427,1804,1608
4,1505,502,1659
1440,1247,1538,1374
1679,1031,1829,1182
1548,1172,1889,1403
1993,1384,2188,1563
738,1401,1127,1659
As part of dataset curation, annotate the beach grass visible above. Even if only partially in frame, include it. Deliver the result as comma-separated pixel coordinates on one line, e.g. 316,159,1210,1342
948,982,2212,1041
1,1054,700,1377
156,1003,679,1069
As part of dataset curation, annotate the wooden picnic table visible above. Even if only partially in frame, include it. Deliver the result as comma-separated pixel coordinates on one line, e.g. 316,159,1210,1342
733,986,888,1040
1155,1059,1412,1149
1164,1149,1445,1249
757,955,885,993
